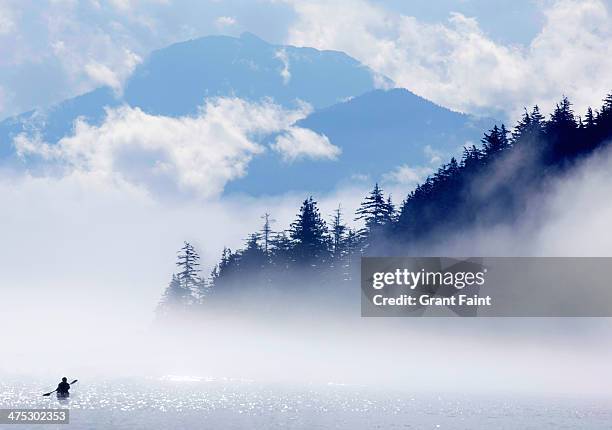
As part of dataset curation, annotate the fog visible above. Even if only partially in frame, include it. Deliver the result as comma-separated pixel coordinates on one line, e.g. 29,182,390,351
4,305,612,399
3,146,612,400
429,144,612,257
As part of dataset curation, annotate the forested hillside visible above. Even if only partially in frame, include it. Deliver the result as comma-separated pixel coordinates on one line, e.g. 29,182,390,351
157,93,612,316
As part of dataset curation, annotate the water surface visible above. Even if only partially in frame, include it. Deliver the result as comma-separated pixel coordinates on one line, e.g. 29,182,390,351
2,378,611,429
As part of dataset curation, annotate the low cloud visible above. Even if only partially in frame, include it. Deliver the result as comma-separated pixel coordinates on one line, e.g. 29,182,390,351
15,97,327,198
51,35,143,96
272,127,340,162
275,48,291,85
84,49,142,93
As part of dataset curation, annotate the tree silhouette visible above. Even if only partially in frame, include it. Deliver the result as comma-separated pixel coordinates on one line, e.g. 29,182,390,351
270,231,293,270
481,124,510,159
177,241,201,297
289,197,330,265
355,183,394,239
545,96,578,160
239,233,268,273
330,205,347,262
260,213,275,257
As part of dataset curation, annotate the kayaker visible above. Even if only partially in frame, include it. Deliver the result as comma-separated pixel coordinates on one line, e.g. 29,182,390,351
56,377,70,397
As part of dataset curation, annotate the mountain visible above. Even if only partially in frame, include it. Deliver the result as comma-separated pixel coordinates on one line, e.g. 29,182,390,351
0,33,496,195
225,89,496,195
0,32,383,157
124,32,386,116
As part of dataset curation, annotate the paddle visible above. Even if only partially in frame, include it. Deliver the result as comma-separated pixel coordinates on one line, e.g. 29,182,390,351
42,379,78,397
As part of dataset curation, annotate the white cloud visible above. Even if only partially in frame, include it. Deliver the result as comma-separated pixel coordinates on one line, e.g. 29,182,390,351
84,49,141,93
84,62,122,90
14,97,323,198
272,127,340,162
4,0,612,122
216,15,237,27
0,1,15,34
381,144,448,187
285,0,612,119
51,28,143,95
275,48,291,85
381,164,433,187
424,144,443,165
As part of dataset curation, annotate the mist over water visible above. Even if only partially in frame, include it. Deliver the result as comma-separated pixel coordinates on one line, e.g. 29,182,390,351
5,297,612,400
4,309,612,429
3,140,612,430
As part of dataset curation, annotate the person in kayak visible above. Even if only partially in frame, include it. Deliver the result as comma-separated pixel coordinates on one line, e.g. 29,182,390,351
56,377,70,397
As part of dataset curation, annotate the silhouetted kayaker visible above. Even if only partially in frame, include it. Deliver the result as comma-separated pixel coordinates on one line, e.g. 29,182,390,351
56,377,70,397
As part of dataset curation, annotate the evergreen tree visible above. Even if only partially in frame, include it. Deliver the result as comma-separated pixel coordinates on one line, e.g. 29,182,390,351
511,109,531,143
461,144,483,171
289,197,330,265
260,213,275,257
330,205,347,262
545,96,578,159
239,233,268,273
482,125,510,158
194,277,210,304
548,97,576,128
530,105,545,127
511,107,545,153
216,247,233,275
157,274,189,315
595,93,612,143
343,228,360,280
585,107,596,129
385,195,396,223
355,183,394,236
600,94,612,121
270,231,293,269
176,241,201,300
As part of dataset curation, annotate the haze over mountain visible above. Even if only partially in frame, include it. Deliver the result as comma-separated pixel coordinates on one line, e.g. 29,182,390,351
0,32,494,195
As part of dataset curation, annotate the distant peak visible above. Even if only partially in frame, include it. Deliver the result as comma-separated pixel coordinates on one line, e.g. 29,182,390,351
239,32,269,45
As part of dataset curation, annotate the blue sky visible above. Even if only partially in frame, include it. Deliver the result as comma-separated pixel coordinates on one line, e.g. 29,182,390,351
1,0,611,121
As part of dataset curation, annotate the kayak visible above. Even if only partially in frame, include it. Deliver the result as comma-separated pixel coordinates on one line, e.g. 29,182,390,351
56,392,70,399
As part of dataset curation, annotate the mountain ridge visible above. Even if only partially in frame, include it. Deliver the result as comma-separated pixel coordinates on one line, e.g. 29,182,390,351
0,32,385,157
0,33,496,195
225,88,496,195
